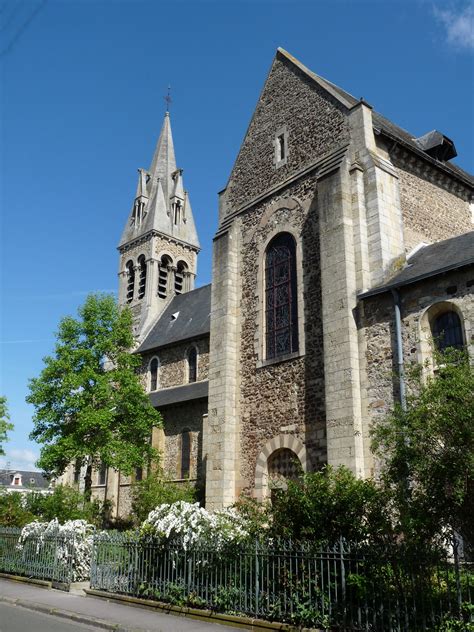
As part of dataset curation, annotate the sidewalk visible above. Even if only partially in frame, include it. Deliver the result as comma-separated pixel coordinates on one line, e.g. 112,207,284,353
0,578,242,631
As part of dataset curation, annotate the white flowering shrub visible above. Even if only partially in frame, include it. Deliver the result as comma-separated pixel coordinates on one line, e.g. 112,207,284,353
141,501,250,550
17,518,95,582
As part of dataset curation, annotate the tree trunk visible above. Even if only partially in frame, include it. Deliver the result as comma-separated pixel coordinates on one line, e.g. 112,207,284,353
84,462,92,502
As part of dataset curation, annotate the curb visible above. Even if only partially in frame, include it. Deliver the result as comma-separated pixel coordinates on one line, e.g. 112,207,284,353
0,572,52,589
85,589,320,631
0,594,141,631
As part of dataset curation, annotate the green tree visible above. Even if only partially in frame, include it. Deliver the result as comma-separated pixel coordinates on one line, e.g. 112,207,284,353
371,348,474,549
0,396,14,456
27,294,162,499
130,472,196,525
0,491,36,527
269,465,389,544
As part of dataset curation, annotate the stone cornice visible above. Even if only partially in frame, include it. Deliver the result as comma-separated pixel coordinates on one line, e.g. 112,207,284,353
118,230,201,255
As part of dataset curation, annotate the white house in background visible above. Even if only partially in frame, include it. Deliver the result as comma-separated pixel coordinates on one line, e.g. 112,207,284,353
0,469,52,495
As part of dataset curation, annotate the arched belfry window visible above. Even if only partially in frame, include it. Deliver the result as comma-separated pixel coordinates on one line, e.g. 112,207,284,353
149,357,159,391
126,260,135,303
137,255,147,300
175,261,188,295
158,255,172,299
432,310,464,352
265,233,298,359
188,346,197,383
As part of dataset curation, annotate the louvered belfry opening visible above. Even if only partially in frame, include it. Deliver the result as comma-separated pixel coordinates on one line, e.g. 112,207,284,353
158,255,171,299
137,255,147,300
175,261,187,295
126,261,135,303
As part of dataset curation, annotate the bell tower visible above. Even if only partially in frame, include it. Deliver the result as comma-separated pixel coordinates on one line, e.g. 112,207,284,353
118,112,200,338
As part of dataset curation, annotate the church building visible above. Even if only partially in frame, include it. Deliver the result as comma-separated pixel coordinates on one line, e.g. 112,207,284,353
62,48,473,516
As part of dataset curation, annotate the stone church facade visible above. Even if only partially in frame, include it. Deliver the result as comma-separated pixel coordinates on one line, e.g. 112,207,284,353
61,48,473,517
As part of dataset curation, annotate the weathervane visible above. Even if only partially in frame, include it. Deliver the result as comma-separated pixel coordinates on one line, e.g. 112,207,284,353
164,85,172,112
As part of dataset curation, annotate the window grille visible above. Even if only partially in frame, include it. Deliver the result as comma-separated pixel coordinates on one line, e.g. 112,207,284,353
265,233,298,359
268,448,300,481
432,310,464,352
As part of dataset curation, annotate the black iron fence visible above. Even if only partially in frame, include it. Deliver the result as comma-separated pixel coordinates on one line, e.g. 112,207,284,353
0,527,76,586
90,534,474,631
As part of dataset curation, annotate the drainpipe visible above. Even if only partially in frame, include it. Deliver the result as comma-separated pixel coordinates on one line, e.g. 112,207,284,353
391,288,406,411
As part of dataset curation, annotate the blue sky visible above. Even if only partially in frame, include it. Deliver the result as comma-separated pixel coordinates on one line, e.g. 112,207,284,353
1,0,473,471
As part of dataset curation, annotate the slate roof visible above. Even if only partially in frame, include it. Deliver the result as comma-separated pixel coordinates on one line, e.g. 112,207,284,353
137,284,211,353
359,232,474,299
0,469,49,489
277,48,473,188
149,381,208,408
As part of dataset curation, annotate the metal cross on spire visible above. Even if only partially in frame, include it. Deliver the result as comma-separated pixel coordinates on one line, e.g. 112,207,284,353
164,85,172,112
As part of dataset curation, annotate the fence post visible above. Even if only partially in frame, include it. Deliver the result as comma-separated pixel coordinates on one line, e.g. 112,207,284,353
452,534,462,617
255,540,260,616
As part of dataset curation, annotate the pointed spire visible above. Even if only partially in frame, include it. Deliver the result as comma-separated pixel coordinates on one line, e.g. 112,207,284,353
119,112,200,251
148,112,176,204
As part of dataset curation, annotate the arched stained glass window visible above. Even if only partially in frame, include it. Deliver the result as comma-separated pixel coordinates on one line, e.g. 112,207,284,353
432,310,464,352
180,430,191,479
150,357,159,391
265,233,298,359
188,347,197,383
126,260,135,303
137,255,147,300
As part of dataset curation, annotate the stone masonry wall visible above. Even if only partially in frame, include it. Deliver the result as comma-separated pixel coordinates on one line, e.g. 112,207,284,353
362,267,474,476
393,158,471,252
225,54,349,214
238,174,326,491
140,337,209,390
161,400,207,482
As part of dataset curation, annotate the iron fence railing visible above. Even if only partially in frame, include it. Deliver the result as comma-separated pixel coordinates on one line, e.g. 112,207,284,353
0,527,75,586
90,533,473,631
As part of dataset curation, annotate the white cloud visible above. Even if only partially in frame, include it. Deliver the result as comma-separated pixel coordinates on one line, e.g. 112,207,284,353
434,4,474,51
0,448,40,472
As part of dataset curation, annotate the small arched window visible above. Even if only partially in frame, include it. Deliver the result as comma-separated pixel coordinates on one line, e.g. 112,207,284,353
126,260,135,303
137,255,147,300
158,255,171,299
149,357,159,391
265,233,298,359
432,310,464,352
174,200,182,225
175,261,188,295
98,463,107,486
180,430,191,479
188,346,197,383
